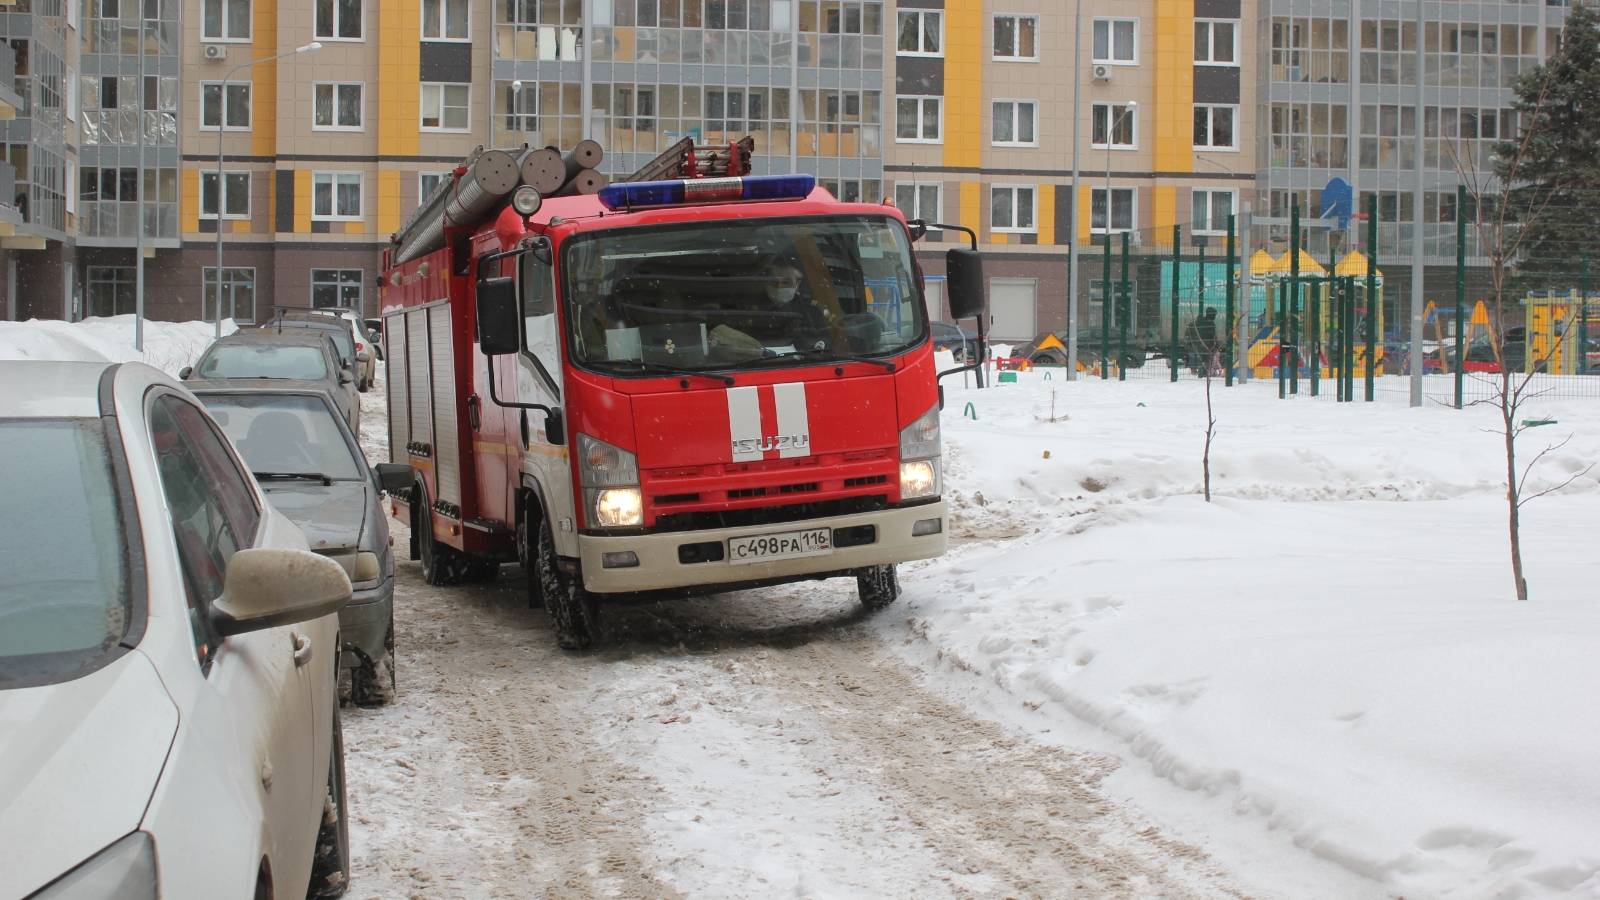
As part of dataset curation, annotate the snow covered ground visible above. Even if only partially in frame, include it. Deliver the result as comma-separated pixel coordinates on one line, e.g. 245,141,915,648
896,369,1600,900
0,314,235,377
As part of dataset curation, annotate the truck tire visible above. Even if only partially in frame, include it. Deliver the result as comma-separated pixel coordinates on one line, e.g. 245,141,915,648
856,564,900,610
306,704,351,898
416,482,469,586
517,514,544,609
538,516,601,650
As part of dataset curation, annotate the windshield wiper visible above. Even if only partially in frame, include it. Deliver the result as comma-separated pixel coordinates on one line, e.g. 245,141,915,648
588,359,736,386
254,472,334,486
735,348,896,372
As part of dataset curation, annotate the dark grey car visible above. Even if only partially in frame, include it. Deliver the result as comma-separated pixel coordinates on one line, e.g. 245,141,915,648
181,330,360,433
261,313,373,391
190,387,398,705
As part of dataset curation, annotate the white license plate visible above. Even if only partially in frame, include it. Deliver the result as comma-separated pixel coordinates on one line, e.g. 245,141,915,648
727,528,834,565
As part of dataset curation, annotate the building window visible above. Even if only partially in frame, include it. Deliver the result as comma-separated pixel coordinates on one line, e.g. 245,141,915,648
312,173,363,220
992,100,1037,146
1270,102,1350,169
203,267,257,324
312,269,363,309
420,83,471,131
1091,103,1136,149
896,10,942,56
201,172,250,218
202,0,251,39
1093,18,1137,64
86,267,137,318
991,185,1036,232
1194,19,1237,64
419,172,451,200
314,83,364,129
1193,105,1236,149
895,96,941,142
993,15,1037,60
422,0,469,40
504,83,539,132
1192,189,1235,234
894,181,940,231
818,179,881,203
316,0,362,39
201,83,251,130
1091,187,1135,232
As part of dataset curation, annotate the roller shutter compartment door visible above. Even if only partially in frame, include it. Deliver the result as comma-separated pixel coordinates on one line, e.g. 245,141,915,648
988,278,1038,341
428,306,461,508
384,312,408,466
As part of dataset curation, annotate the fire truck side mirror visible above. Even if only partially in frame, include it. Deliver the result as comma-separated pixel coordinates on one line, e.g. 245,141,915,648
544,408,566,446
476,276,521,356
945,248,986,322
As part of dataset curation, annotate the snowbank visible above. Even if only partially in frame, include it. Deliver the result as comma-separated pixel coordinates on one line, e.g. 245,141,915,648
0,315,235,377
892,372,1600,900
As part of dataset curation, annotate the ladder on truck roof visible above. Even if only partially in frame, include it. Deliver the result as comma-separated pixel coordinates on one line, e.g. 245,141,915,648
622,136,755,183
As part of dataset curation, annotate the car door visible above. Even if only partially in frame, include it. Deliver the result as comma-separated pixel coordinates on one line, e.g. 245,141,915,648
148,393,320,895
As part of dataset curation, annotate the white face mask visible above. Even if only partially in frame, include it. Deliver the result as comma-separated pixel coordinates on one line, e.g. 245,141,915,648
768,285,797,305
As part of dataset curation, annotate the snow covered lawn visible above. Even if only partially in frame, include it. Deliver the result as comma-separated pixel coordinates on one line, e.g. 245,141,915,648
895,371,1600,900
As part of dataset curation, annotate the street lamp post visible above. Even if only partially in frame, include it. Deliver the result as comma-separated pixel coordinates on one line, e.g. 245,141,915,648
213,41,321,337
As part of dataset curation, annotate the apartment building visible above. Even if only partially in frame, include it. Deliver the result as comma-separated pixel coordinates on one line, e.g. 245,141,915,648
890,0,1256,341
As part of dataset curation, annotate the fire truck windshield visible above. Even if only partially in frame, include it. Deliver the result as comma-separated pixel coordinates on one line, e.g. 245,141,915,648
560,215,927,374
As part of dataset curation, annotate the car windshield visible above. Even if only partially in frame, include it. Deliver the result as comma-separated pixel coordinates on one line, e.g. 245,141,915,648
561,215,927,373
200,394,364,480
198,344,330,380
0,419,131,683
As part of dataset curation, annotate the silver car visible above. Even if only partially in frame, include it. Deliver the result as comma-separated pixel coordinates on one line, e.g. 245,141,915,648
192,387,397,706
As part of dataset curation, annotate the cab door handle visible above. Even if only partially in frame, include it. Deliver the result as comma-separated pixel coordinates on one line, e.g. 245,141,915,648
291,632,313,668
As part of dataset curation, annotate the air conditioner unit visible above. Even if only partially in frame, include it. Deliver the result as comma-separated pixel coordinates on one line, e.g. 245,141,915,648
203,44,227,60
1092,64,1112,82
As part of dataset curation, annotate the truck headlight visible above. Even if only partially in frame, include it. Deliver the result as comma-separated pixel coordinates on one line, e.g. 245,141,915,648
899,460,940,500
31,831,157,900
591,488,643,528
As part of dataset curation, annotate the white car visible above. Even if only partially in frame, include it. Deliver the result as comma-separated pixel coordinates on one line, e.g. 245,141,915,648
0,361,354,900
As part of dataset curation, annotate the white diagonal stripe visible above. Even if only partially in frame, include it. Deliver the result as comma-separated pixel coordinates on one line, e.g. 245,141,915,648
727,385,763,462
772,382,811,459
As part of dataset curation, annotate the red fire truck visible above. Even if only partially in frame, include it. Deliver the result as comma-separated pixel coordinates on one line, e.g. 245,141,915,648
377,141,984,649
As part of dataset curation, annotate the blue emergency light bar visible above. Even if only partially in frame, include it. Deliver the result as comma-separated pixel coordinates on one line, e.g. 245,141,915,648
597,174,816,211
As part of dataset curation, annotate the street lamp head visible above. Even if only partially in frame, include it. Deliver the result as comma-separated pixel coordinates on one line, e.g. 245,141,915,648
1125,101,1137,110
297,41,323,53
512,80,523,91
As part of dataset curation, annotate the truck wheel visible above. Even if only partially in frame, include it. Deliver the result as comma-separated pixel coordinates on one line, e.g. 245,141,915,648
417,484,468,586
856,564,901,611
348,614,396,707
306,704,351,898
538,516,600,650
517,515,544,609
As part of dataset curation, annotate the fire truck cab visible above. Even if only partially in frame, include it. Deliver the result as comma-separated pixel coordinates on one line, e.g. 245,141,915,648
381,150,983,649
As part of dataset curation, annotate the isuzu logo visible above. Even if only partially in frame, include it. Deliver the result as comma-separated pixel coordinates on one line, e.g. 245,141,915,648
726,383,811,462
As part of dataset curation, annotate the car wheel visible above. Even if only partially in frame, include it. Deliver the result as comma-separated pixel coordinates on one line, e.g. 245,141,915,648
347,614,396,707
856,564,900,611
306,705,351,899
538,515,601,650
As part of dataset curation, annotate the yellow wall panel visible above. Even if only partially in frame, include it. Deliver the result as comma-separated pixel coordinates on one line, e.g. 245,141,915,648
1038,184,1056,246
377,170,402,235
991,233,1008,245
379,0,422,157
294,170,311,233
942,0,983,169
345,220,365,234
250,0,278,158
181,169,200,235
1078,184,1091,244
231,219,251,233
1153,185,1177,235
1152,0,1193,174
959,181,980,241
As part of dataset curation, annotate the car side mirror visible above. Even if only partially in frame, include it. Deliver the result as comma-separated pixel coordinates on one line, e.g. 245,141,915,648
476,276,520,355
208,548,352,637
339,371,354,385
374,462,415,495
945,248,986,321
178,366,192,380
356,350,372,363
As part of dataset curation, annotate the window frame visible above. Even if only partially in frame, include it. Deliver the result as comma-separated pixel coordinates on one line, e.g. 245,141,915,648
1191,188,1238,235
419,171,452,201
1192,103,1239,150
990,184,1038,234
311,172,364,221
991,99,1038,147
894,180,942,233
992,14,1039,61
313,82,365,131
419,82,472,132
1194,18,1239,66
202,0,253,41
1090,186,1137,234
894,95,943,144
200,81,252,131
315,0,364,40
1090,102,1138,150
310,268,364,310
200,170,252,219
1092,18,1139,65
896,9,943,57
201,267,259,324
421,0,471,41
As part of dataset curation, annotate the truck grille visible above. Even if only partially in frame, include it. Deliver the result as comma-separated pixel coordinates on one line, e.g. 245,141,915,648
728,482,818,499
653,494,889,533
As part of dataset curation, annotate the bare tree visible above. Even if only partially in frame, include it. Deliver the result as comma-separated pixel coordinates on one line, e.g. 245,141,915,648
1201,365,1217,502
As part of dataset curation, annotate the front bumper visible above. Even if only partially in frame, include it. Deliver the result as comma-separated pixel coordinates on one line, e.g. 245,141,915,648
337,575,393,667
578,500,948,594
